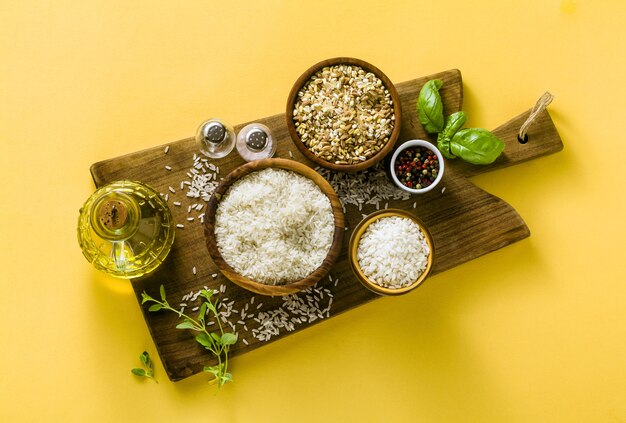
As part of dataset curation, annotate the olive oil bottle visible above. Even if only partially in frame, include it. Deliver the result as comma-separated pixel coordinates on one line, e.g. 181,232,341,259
78,181,175,278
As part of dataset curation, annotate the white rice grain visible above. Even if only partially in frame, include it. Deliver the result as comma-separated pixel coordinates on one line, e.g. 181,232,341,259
357,216,430,289
214,168,334,285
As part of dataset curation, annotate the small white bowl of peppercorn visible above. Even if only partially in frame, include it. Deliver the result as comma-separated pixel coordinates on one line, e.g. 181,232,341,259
389,140,444,193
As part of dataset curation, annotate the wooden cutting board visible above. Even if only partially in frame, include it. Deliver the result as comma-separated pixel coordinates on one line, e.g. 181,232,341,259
90,69,563,381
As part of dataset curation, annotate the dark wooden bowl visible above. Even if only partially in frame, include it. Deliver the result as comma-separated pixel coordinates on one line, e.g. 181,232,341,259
204,158,345,296
286,57,402,172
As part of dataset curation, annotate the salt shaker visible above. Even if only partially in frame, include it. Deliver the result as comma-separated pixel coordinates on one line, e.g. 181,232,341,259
236,123,276,162
196,118,236,158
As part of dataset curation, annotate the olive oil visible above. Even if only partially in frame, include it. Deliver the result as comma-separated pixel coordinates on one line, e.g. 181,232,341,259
78,181,175,278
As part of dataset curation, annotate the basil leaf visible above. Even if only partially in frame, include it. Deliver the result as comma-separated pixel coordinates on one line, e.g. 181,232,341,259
199,290,213,301
205,302,217,314
195,333,214,348
442,111,466,139
159,285,166,301
203,366,220,378
450,128,505,165
148,304,163,312
198,302,208,322
139,351,149,366
221,332,238,346
176,320,196,330
221,372,233,384
417,79,444,133
131,368,146,377
437,133,456,159
437,111,466,159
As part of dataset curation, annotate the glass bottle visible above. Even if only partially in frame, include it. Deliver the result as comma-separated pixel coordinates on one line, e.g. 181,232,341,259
196,118,236,158
77,180,175,279
236,123,276,161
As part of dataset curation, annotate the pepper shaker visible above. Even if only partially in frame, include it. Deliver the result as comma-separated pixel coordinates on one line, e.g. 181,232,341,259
196,118,236,158
236,123,276,162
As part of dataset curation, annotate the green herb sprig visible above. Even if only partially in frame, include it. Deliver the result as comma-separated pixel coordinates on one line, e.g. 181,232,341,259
131,351,157,382
418,79,505,165
141,285,237,390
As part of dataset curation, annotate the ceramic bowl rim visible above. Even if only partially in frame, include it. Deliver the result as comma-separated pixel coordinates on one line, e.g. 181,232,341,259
389,139,445,194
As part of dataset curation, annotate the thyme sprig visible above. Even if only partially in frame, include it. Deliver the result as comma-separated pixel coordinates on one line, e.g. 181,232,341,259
131,351,157,382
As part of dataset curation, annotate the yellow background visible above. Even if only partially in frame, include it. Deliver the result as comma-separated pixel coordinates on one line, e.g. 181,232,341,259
1,0,624,421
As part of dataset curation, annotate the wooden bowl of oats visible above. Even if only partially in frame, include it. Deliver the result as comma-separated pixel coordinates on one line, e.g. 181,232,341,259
286,57,402,172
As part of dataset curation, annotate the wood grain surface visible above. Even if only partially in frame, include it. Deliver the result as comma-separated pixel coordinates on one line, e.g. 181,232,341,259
90,69,563,381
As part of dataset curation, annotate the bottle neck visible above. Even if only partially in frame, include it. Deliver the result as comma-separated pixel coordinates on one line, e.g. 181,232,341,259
90,192,140,241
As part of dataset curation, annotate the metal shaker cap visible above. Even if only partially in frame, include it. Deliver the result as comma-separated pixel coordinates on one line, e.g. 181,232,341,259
202,121,227,144
235,122,276,162
245,128,269,151
196,118,236,159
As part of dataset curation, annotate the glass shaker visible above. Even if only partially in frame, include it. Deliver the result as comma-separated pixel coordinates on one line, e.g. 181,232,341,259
196,118,236,158
236,123,276,161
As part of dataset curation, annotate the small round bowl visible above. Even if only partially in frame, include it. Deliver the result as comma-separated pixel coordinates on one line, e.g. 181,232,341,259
286,57,402,172
204,158,345,296
349,209,435,296
389,140,445,194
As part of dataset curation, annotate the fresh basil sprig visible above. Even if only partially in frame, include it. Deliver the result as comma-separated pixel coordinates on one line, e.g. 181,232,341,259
141,285,237,390
417,79,505,165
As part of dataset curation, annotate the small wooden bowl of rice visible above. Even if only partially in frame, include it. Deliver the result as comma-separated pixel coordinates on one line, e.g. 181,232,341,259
205,158,345,296
348,209,434,296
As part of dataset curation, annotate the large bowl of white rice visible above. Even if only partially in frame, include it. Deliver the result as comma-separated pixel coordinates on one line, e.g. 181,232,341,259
349,209,434,295
205,158,345,296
